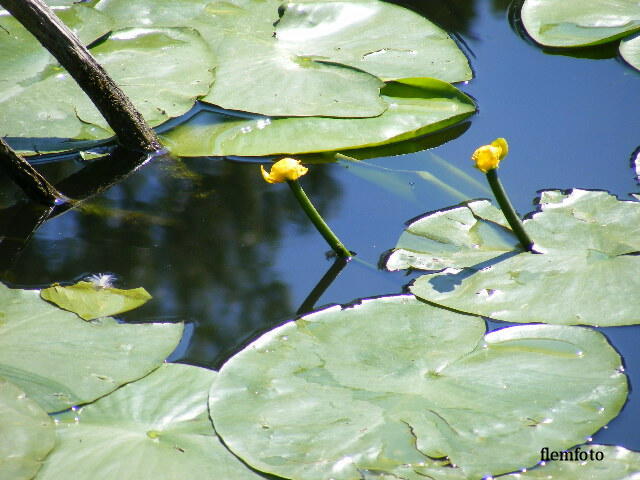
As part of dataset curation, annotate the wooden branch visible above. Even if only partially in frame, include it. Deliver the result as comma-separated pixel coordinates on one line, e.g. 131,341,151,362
0,137,68,205
0,0,161,152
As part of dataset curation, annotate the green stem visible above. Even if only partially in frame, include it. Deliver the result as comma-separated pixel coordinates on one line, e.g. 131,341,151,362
486,169,534,252
287,179,352,258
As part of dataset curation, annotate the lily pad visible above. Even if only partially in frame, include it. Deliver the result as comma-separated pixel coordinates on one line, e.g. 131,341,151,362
0,283,183,412
40,281,152,321
36,364,268,480
161,78,476,156
0,26,213,140
0,378,55,480
620,32,640,70
209,295,627,480
390,189,640,326
521,0,640,48
95,0,471,117
502,445,640,479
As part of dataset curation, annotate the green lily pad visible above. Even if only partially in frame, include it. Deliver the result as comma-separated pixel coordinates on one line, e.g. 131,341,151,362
36,364,268,480
386,199,519,272
0,283,183,412
0,378,55,480
96,0,471,117
161,78,476,156
209,295,627,480
521,0,640,48
0,26,213,140
502,445,640,479
40,281,152,321
620,32,640,70
390,189,640,326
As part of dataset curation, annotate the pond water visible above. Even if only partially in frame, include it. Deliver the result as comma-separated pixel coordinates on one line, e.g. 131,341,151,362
2,0,639,455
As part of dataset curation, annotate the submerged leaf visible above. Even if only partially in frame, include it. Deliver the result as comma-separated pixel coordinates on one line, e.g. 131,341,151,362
40,281,151,320
0,378,55,480
209,295,627,480
37,364,268,480
388,189,640,326
0,283,182,412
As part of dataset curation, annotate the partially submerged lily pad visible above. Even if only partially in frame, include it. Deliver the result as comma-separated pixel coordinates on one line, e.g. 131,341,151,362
620,32,640,70
161,78,476,156
209,295,627,480
0,283,182,412
387,189,640,326
40,281,152,320
0,378,55,480
37,364,268,480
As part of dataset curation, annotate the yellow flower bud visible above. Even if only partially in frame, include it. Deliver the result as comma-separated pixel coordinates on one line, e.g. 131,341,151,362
261,157,309,184
471,138,509,173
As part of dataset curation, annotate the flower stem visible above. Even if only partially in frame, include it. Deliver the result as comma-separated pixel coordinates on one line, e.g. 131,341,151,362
486,169,534,252
287,179,352,258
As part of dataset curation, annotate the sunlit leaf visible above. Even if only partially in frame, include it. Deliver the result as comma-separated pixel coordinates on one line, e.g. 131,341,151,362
388,189,640,326
0,378,55,480
0,283,182,412
40,281,152,320
36,364,268,480
209,295,627,480
521,0,640,47
96,0,471,117
620,32,640,70
0,26,214,140
502,445,640,479
161,78,476,156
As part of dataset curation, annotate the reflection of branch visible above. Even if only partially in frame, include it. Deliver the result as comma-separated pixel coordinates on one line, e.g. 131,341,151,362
0,148,152,273
0,137,67,205
0,0,160,151
297,256,350,315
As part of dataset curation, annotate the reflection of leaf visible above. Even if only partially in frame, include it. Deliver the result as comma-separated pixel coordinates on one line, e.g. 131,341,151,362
387,189,640,326
40,281,152,321
209,295,627,480
96,0,471,117
38,364,268,480
0,378,54,480
0,283,182,412
161,78,476,156
521,0,640,71
0,26,214,140
501,445,640,479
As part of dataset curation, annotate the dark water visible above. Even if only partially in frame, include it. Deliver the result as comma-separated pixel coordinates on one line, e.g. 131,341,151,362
2,0,639,454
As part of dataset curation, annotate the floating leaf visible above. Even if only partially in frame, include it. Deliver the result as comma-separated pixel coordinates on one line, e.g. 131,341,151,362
0,283,182,412
0,378,55,480
37,364,268,480
521,0,640,48
0,26,214,140
209,295,627,480
40,281,152,320
389,189,640,326
385,199,519,271
96,0,471,117
161,78,476,156
502,445,640,479
620,32,640,70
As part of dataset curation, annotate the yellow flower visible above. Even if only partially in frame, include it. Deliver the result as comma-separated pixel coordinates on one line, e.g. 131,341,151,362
471,138,509,173
261,157,309,184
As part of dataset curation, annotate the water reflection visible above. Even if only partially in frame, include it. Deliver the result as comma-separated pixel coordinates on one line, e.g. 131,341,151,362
0,155,342,367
